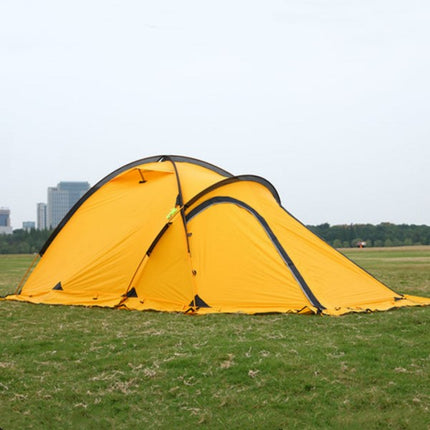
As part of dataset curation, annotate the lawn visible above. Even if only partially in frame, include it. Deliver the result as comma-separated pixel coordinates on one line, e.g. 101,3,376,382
0,248,429,429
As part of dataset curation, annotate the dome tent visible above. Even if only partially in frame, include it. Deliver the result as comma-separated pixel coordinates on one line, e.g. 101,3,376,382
5,155,430,315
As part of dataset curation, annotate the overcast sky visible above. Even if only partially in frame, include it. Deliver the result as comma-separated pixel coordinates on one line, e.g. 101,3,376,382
1,0,429,229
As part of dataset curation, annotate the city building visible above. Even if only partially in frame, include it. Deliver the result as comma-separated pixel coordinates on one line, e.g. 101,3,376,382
0,208,13,235
47,181,90,229
22,221,36,231
37,202,47,230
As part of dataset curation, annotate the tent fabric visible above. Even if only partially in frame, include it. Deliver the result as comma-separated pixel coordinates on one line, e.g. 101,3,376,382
4,155,430,315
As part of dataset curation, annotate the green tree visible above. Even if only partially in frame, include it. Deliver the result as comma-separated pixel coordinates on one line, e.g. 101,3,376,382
384,238,393,247
333,239,343,248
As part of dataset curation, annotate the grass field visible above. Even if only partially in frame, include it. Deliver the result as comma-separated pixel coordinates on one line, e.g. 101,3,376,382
0,247,429,429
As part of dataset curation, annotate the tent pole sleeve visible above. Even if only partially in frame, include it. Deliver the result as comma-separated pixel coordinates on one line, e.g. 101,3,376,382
163,156,198,310
163,156,191,253
186,196,325,312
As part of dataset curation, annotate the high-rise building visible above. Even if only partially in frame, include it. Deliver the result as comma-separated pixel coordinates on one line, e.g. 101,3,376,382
0,208,13,235
37,202,47,230
47,181,90,229
22,221,36,231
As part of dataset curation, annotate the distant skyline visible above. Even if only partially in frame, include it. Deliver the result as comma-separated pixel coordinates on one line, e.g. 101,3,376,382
1,1,430,229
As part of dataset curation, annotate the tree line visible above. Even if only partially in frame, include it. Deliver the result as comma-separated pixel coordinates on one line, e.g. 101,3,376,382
0,223,429,254
0,229,54,254
307,222,430,248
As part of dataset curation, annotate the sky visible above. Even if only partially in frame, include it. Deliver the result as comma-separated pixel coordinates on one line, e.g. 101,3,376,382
1,0,429,229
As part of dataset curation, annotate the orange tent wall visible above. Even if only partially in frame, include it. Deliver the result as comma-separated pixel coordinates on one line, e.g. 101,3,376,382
5,156,430,315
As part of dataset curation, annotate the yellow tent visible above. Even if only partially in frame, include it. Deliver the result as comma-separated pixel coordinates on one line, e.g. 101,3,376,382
5,155,430,315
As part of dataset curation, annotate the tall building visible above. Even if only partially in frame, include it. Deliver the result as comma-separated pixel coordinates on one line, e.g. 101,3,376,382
37,202,47,230
0,208,13,235
47,181,90,229
22,221,36,231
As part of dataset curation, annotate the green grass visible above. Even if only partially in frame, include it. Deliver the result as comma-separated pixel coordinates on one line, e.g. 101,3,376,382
342,246,430,298
0,249,429,429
